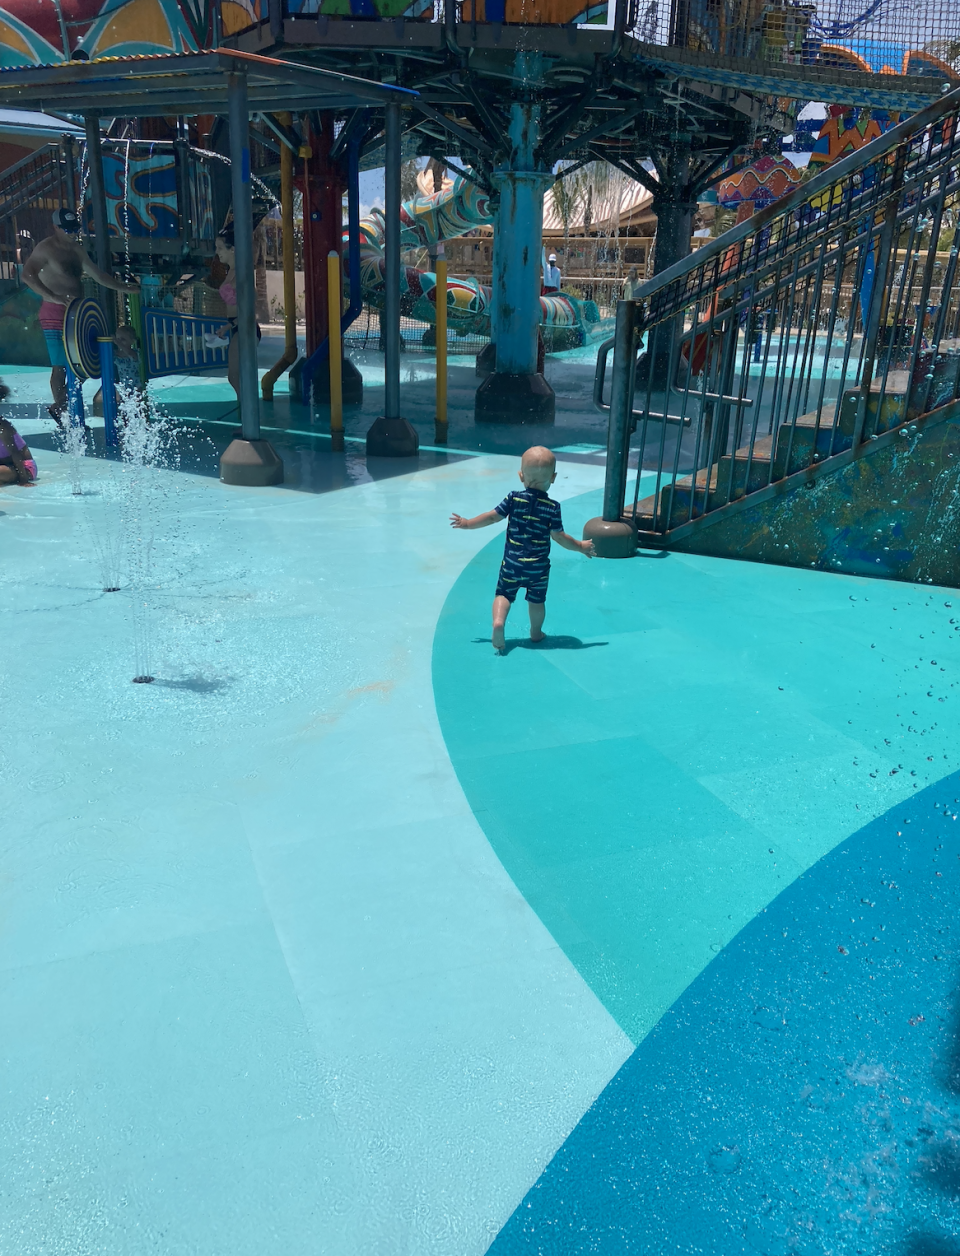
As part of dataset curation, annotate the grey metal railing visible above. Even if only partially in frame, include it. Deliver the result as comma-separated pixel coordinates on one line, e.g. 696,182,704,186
596,84,960,541
0,143,74,280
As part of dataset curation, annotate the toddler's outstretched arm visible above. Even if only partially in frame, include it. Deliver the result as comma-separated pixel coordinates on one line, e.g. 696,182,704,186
450,509,502,530
551,529,596,556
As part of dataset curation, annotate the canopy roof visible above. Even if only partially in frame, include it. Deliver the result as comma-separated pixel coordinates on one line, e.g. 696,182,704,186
0,48,414,117
0,106,83,137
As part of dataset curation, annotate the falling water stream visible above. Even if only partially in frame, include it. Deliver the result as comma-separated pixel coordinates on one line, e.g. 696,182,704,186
64,385,186,682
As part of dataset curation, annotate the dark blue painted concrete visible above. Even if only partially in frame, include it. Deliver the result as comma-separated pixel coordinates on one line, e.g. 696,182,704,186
489,777,960,1256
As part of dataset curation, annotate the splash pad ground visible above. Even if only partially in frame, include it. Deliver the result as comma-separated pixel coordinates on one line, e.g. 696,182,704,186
2,353,960,1255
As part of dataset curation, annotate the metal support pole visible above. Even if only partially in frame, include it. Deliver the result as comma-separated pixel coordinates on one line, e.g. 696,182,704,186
62,134,77,215
227,71,260,442
84,114,116,333
581,298,638,557
219,73,283,485
435,242,448,443
603,300,639,522
365,100,417,457
364,102,417,457
383,100,401,421
327,250,344,450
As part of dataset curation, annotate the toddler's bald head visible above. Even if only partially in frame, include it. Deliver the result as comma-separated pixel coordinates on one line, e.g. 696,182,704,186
520,445,556,490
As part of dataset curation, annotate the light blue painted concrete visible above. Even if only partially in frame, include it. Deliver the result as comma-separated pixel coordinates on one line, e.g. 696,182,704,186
0,445,630,1255
434,494,960,1043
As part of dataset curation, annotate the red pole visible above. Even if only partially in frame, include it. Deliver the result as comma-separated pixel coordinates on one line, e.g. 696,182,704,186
298,115,345,361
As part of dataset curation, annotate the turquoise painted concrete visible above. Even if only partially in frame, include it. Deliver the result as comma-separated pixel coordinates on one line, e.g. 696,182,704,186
7,404,960,1252
434,492,960,1043
1,439,629,1255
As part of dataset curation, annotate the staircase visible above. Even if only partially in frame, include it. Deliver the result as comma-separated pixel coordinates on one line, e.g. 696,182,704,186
0,143,72,277
591,85,960,587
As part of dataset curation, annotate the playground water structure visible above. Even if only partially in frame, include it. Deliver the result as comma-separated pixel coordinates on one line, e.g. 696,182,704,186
2,38,960,1254
352,169,605,351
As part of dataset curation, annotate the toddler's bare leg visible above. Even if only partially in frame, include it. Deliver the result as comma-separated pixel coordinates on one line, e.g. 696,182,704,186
529,600,546,642
492,594,511,653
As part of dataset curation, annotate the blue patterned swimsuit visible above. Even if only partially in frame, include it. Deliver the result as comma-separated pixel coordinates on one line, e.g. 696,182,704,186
494,487,563,604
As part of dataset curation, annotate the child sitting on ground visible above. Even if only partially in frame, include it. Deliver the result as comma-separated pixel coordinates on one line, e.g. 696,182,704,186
0,381,37,486
450,445,595,653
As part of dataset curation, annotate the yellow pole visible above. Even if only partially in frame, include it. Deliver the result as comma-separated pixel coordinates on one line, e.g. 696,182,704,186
327,249,344,451
435,242,447,444
261,113,298,400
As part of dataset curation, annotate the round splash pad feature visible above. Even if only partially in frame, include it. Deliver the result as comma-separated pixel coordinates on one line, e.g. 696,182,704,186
64,297,108,380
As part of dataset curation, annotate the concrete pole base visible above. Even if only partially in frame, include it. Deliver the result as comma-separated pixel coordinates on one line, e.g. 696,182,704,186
475,371,555,424
219,438,285,486
288,357,363,406
366,416,419,457
476,341,497,378
312,357,364,405
583,516,637,558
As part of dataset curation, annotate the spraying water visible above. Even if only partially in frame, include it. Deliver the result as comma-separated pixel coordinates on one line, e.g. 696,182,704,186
113,383,183,683
55,413,89,498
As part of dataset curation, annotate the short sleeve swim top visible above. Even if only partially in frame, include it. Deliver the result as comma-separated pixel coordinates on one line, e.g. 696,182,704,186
494,488,563,566
0,426,27,461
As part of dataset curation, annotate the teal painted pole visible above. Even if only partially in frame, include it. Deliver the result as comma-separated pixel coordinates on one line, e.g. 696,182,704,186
475,52,555,422
491,74,549,376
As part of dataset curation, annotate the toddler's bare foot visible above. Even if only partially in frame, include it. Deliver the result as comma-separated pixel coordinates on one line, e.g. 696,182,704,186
530,630,545,643
492,624,505,653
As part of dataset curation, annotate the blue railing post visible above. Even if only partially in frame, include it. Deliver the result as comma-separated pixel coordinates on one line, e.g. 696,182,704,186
97,337,119,449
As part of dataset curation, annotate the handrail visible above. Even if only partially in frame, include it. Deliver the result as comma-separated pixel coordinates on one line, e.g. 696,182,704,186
0,141,59,190
0,143,64,224
595,83,960,548
629,82,960,317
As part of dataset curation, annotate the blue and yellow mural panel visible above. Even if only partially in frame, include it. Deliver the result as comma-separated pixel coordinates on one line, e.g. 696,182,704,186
0,0,259,67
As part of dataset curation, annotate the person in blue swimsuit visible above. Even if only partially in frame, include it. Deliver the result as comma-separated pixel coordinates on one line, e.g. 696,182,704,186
450,445,595,653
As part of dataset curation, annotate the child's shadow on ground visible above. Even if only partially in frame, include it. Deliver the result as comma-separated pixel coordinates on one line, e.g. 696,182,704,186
473,636,608,655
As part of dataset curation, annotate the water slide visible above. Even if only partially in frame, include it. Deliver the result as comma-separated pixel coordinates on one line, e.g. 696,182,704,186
349,168,602,349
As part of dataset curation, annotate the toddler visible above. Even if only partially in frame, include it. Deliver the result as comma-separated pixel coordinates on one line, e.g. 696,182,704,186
450,445,595,653
0,381,37,486
112,325,143,391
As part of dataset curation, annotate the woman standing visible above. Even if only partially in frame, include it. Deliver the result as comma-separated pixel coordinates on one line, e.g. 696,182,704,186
211,226,262,402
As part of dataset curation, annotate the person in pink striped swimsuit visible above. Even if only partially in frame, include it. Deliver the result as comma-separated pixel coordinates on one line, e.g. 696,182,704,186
22,209,138,423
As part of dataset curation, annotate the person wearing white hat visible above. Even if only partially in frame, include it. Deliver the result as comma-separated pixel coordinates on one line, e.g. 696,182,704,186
542,252,561,294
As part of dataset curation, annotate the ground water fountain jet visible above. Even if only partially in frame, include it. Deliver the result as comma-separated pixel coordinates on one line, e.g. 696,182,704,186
113,383,184,685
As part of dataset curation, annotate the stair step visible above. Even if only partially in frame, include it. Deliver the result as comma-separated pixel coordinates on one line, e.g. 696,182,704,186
631,371,922,534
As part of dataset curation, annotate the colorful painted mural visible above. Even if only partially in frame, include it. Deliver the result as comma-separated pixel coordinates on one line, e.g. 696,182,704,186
717,153,802,211
99,149,179,238
78,144,216,244
287,0,605,20
807,104,901,172
0,0,259,68
458,0,607,22
285,0,436,18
